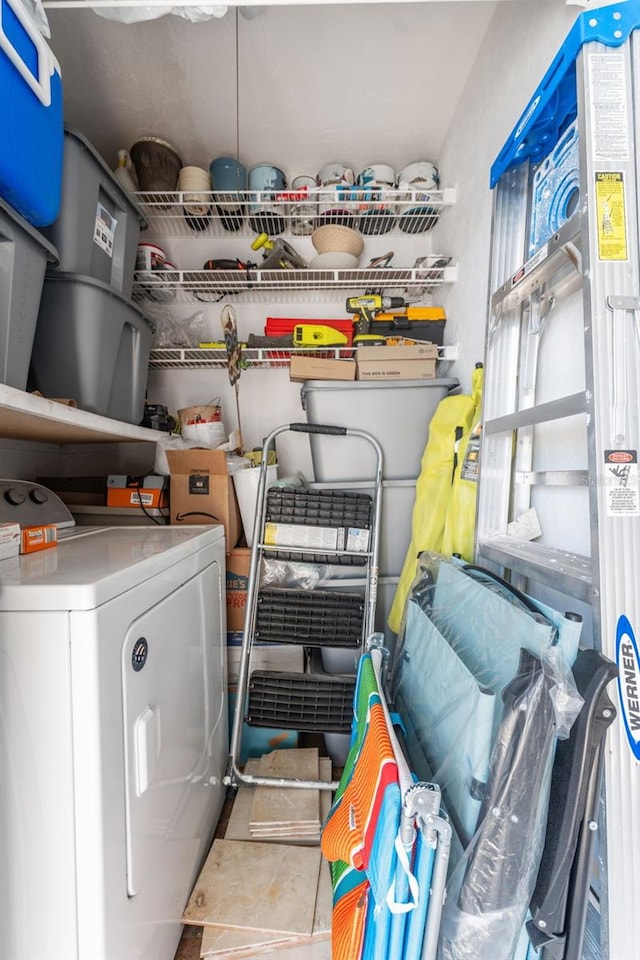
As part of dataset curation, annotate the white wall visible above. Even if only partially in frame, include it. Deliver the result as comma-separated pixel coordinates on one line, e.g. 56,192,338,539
143,0,584,474
434,0,580,393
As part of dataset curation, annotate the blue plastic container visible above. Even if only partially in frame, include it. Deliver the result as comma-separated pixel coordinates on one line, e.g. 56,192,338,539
0,0,63,226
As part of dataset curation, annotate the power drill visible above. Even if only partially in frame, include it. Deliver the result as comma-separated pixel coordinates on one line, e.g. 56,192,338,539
345,294,408,341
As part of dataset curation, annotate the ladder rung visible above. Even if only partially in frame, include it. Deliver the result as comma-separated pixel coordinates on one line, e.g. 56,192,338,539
476,536,592,603
255,589,365,647
491,216,581,312
517,469,589,487
485,392,586,434
247,671,355,733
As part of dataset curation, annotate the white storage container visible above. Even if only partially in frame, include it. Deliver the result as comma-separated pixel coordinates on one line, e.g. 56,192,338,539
320,575,400,675
232,464,278,546
300,378,458,481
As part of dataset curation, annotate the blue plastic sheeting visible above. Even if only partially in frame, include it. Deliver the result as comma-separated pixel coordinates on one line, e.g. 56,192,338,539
431,561,582,694
490,0,640,188
393,600,498,846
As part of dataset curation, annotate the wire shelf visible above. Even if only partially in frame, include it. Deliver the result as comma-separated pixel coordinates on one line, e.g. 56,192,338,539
134,187,456,239
133,263,457,305
148,344,458,370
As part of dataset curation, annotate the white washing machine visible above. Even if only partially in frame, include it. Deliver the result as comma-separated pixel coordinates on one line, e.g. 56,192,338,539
0,482,228,960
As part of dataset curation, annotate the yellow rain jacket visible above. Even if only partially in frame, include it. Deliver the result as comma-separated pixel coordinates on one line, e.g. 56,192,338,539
388,364,484,634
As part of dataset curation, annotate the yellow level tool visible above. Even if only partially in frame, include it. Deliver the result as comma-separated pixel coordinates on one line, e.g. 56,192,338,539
293,324,349,346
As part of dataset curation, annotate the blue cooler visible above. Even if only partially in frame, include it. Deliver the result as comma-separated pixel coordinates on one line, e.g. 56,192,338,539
0,0,63,226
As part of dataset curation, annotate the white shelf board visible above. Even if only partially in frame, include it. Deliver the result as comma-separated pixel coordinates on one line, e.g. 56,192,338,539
0,386,159,445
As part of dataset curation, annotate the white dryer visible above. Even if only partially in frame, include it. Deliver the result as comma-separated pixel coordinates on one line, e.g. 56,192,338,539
0,484,227,960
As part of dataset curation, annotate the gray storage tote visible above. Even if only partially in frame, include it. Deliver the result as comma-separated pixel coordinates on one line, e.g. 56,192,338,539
0,197,58,390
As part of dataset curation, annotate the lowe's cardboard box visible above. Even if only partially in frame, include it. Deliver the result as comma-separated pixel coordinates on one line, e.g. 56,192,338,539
226,546,251,632
357,343,438,380
166,448,241,553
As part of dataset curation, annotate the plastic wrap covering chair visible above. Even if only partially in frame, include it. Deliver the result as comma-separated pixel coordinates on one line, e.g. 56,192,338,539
526,649,617,960
321,647,451,960
438,649,558,960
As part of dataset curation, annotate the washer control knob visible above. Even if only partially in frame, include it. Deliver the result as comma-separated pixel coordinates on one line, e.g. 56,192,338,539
5,488,26,506
30,488,49,504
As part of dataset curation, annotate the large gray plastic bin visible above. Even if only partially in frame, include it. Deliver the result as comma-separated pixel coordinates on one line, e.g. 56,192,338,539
300,378,459,481
311,478,415,576
30,273,153,424
42,128,147,297
0,197,58,390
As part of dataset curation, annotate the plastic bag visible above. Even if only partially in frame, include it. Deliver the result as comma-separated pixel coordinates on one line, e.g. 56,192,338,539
261,559,332,591
93,4,228,23
148,308,205,348
21,0,50,37
154,435,242,475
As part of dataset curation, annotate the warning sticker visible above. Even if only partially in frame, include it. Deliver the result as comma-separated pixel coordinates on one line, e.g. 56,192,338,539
460,426,482,483
590,53,630,162
595,173,627,261
93,203,117,257
605,450,639,517
511,243,548,288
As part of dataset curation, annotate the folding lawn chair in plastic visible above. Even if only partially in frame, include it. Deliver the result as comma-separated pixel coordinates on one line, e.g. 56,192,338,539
389,555,617,960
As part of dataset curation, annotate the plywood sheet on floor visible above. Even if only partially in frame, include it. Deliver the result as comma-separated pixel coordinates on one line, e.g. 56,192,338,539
231,938,331,960
183,839,321,936
200,928,311,959
249,749,320,834
226,758,333,846
200,859,332,959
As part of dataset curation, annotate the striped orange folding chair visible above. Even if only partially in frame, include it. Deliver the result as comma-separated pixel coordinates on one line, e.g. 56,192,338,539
322,647,451,960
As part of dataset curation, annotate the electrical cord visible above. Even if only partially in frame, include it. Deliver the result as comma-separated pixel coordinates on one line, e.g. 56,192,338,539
132,477,169,526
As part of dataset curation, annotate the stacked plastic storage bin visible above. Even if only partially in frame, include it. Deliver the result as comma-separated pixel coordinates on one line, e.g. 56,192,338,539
0,0,63,390
300,377,458,762
30,127,152,423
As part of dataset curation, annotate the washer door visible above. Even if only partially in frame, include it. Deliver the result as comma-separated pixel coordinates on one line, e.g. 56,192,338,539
122,559,224,897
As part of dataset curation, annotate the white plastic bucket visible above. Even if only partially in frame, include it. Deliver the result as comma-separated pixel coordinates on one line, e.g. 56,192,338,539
233,465,278,546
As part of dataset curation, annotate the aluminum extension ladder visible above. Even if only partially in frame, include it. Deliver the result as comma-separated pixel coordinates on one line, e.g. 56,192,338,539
475,4,640,958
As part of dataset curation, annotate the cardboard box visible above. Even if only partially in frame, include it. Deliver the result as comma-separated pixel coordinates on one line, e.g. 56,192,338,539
0,522,20,560
357,343,438,380
166,448,241,554
289,355,356,382
21,524,57,554
226,547,251,632
106,486,168,509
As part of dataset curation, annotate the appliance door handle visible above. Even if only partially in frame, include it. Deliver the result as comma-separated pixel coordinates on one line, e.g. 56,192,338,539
134,705,159,796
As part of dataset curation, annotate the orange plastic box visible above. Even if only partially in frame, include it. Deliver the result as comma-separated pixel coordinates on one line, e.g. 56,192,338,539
21,525,58,554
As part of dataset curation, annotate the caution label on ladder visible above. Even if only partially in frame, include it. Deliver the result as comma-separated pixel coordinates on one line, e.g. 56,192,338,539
604,449,639,517
595,172,628,261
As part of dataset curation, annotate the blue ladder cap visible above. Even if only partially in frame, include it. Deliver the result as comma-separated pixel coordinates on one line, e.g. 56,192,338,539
490,0,640,188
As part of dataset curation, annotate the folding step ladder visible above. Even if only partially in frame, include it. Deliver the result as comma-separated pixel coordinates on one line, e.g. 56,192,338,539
226,422,383,792
476,4,640,958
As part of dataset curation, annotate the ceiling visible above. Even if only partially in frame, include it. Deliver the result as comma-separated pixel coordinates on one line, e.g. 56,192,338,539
47,2,507,177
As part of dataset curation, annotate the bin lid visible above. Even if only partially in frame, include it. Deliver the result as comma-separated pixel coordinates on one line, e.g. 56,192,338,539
43,270,154,331
0,196,59,265
301,378,459,393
